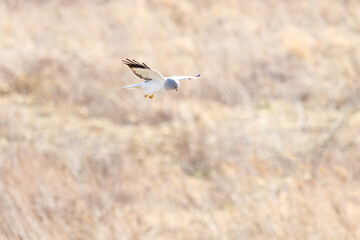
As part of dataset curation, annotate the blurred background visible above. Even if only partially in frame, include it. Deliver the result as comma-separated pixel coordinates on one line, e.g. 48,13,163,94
0,0,360,239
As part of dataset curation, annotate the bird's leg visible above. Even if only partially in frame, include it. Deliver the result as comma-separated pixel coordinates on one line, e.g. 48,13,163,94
149,94,154,99
144,94,148,98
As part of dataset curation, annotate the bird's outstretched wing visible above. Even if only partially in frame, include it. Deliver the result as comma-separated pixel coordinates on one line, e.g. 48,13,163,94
167,73,201,81
122,58,165,82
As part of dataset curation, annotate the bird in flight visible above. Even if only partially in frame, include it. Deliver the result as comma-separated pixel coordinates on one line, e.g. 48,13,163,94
122,58,201,99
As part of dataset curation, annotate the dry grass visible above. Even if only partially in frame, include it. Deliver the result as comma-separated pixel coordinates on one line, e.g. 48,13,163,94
0,0,360,239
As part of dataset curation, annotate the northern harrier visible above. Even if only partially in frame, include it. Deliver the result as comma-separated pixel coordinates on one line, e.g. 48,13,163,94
122,58,201,99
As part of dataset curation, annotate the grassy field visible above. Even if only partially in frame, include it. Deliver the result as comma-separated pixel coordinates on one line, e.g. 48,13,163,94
0,0,360,239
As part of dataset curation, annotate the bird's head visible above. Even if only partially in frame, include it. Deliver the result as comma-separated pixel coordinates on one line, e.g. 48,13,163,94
165,79,180,91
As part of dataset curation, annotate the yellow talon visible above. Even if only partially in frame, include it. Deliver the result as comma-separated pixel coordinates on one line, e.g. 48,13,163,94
144,94,148,98
149,94,154,99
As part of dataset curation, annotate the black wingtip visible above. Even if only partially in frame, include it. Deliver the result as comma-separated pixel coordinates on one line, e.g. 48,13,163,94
122,58,150,69
196,73,201,78
122,58,132,64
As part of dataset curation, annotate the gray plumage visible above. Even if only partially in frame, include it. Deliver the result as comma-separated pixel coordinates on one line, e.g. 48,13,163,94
164,79,179,91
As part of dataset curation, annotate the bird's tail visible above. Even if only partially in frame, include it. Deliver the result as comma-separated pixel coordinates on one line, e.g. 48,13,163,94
121,83,144,89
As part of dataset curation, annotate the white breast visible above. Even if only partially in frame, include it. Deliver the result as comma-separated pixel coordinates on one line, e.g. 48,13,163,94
144,81,165,95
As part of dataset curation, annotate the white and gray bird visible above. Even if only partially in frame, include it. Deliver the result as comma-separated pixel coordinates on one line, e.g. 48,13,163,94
122,58,201,99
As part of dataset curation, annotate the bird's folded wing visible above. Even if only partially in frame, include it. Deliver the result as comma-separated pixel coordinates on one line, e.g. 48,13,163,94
123,58,165,82
168,73,201,81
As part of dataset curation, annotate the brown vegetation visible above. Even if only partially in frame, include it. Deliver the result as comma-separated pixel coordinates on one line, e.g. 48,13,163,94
0,0,360,239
